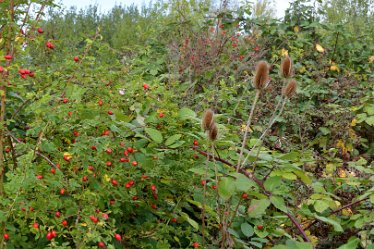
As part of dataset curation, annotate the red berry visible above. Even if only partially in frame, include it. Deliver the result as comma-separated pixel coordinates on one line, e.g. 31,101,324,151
56,164,61,169
102,130,110,136
74,56,79,62
50,168,55,174
257,225,263,230
132,196,138,200
141,174,148,179
33,223,39,229
151,184,156,191
108,110,113,115
3,233,9,240
212,185,217,190
28,72,35,77
91,145,97,150
90,215,98,223
46,232,53,241
119,157,128,162
37,27,43,33
82,176,88,182
114,233,122,241
105,148,112,154
242,193,248,200
46,41,54,49
62,220,68,226
51,229,57,237
5,147,11,153
19,69,26,74
129,180,135,186
0,66,3,72
98,242,105,248
36,175,43,179
98,99,103,106
63,98,68,103
193,140,198,146
4,54,12,60
106,161,112,167
55,211,61,218
131,161,138,166
125,183,131,188
143,83,149,90
88,165,94,171
201,180,206,186
171,217,177,223
151,203,157,209
109,199,116,205
101,213,109,220
127,147,134,153
68,111,72,116
111,179,118,186
63,155,70,162
193,242,200,248
159,112,164,118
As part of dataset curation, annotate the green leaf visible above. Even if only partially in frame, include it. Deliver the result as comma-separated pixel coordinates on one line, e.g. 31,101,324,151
270,196,288,212
293,170,312,185
248,199,271,218
314,214,343,232
218,177,236,201
165,134,182,146
144,128,163,144
370,194,374,204
180,212,199,231
241,222,254,237
314,200,330,213
264,176,282,192
338,237,359,249
229,172,257,192
319,127,330,135
178,108,196,120
365,116,374,126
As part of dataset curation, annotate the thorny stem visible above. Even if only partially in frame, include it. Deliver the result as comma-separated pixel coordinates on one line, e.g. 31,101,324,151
237,90,260,171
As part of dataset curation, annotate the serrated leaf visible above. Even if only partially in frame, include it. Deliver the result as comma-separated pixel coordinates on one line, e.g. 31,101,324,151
178,108,196,120
165,134,182,146
314,200,330,213
144,128,163,144
229,172,257,192
270,196,288,212
241,222,254,237
248,199,271,218
314,214,343,232
264,176,282,192
218,177,236,200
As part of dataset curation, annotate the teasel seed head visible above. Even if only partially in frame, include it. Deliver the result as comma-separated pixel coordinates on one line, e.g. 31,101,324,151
208,123,218,141
280,55,293,78
253,61,270,90
282,79,297,98
202,109,214,131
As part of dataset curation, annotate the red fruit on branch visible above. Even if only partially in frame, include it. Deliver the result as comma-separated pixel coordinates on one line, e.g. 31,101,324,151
74,56,79,62
4,54,12,60
114,233,122,241
3,233,9,240
37,27,43,33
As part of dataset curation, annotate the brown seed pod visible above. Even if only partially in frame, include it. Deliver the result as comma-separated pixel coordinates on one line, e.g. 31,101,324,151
253,61,269,90
280,56,293,78
208,123,218,141
282,79,297,98
202,109,214,131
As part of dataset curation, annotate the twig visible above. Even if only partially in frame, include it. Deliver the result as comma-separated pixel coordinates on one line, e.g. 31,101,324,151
286,212,311,243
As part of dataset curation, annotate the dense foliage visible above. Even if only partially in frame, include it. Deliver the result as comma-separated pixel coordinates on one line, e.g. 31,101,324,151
0,0,373,248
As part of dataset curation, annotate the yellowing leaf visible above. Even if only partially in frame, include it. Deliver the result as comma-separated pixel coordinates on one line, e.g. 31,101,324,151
351,118,357,127
241,124,253,133
299,66,306,73
342,208,353,216
337,168,347,178
330,64,339,72
316,44,325,53
369,55,374,63
103,174,110,182
280,48,288,56
293,26,300,33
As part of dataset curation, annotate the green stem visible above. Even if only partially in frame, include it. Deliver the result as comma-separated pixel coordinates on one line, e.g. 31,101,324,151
236,90,260,171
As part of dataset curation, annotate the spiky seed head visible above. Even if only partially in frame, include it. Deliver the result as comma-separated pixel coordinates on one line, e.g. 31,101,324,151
282,79,297,98
280,56,293,78
208,123,218,141
202,109,214,131
253,61,269,90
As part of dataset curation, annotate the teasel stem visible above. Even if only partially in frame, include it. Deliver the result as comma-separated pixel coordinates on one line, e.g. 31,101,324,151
242,98,287,170
201,143,210,247
236,89,261,172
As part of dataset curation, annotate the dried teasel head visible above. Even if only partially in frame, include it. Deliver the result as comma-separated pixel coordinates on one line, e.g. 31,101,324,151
202,109,214,131
282,79,297,98
253,61,269,90
208,123,218,141
280,55,293,78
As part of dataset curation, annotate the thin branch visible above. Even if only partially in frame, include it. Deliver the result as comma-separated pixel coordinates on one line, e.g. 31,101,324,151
286,212,311,243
